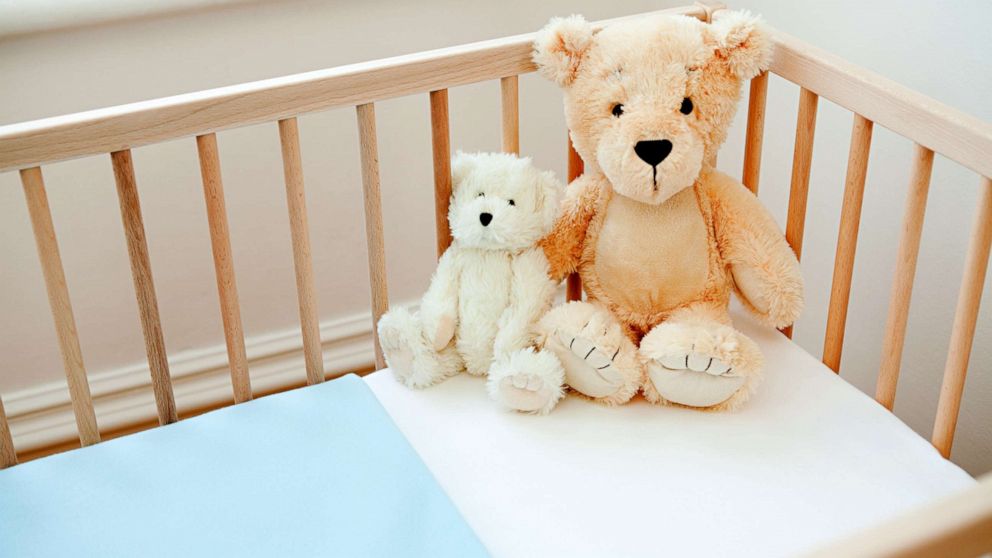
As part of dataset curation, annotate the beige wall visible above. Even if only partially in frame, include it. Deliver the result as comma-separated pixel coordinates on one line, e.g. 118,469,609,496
0,0,989,473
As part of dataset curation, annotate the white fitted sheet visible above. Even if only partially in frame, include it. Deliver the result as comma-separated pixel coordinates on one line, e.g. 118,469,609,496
365,310,973,557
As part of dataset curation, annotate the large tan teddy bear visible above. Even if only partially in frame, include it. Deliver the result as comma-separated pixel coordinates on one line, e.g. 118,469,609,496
531,11,804,412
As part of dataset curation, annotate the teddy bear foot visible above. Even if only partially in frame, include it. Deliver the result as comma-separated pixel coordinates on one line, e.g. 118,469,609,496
377,307,461,389
639,320,763,411
487,348,565,415
537,302,642,406
555,331,627,398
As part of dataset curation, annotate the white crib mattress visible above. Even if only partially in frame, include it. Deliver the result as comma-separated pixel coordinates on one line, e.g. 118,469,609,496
364,310,974,557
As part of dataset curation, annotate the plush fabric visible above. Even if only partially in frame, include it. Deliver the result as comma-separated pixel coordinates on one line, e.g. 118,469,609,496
377,152,566,414
0,375,488,558
531,11,803,412
366,307,974,557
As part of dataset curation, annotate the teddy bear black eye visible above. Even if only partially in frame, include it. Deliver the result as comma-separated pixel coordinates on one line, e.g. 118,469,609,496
477,192,485,197
680,97,693,115
508,199,515,206
611,103,624,117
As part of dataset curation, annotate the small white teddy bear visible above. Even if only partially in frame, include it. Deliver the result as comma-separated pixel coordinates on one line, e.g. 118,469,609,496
377,151,566,414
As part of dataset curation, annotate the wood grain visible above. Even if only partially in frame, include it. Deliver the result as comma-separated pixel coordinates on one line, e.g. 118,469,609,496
875,144,934,410
429,89,452,259
500,75,520,155
20,167,101,445
0,7,706,173
111,150,178,425
566,133,584,302
196,133,252,403
932,176,992,458
741,72,768,195
356,104,389,370
0,396,15,468
277,118,325,386
782,88,819,339
822,114,873,373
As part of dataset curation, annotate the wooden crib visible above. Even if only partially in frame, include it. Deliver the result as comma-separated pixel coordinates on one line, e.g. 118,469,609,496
1,3,990,555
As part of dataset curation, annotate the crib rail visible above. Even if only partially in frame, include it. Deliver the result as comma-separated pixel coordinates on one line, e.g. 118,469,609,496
804,473,992,558
0,7,706,174
0,5,708,463
0,2,989,487
753,24,992,460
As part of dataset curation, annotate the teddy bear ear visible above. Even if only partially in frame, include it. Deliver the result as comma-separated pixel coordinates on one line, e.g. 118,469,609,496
450,151,475,189
532,15,594,87
707,10,772,80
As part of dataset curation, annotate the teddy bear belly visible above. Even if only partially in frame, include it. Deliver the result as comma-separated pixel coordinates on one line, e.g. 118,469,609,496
455,250,512,374
592,190,710,316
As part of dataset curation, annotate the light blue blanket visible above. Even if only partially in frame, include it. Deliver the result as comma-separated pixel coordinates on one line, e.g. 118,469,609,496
0,374,488,557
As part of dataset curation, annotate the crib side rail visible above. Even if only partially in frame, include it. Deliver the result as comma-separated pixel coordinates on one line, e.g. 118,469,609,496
0,6,706,174
769,30,992,180
803,474,992,558
0,4,989,477
0,6,710,463
730,9,992,461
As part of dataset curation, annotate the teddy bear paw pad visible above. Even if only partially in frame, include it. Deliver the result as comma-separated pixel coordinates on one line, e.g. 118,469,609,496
554,331,625,398
496,374,556,413
646,354,745,408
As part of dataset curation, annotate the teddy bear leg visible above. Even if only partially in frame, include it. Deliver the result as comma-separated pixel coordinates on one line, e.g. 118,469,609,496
639,303,763,411
536,301,642,406
487,348,565,415
377,307,462,389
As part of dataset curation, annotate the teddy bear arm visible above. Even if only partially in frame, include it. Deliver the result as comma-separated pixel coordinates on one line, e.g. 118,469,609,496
420,248,461,351
538,175,601,281
707,172,804,329
492,249,558,359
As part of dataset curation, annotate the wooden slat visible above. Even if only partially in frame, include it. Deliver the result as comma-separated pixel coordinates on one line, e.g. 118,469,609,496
20,167,101,445
111,150,178,424
802,473,992,558
770,29,992,180
822,114,874,373
875,144,934,410
932,176,992,457
429,89,452,259
782,87,819,338
565,133,584,302
196,133,251,403
500,75,520,155
277,118,324,386
0,396,15,468
741,72,769,194
784,88,819,261
356,103,389,370
0,7,706,173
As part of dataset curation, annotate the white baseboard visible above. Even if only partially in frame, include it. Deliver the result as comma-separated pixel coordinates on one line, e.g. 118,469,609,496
5,306,389,454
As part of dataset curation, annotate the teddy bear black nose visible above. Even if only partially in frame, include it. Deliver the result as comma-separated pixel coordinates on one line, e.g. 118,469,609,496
479,212,493,226
634,140,673,166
